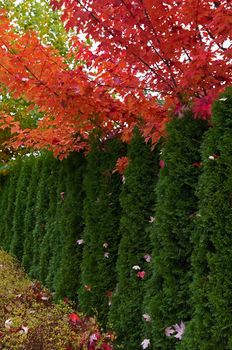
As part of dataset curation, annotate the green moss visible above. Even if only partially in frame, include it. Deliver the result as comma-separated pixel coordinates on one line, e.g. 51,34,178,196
0,249,113,350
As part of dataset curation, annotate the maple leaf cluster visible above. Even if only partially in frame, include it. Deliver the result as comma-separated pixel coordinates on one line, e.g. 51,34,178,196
52,0,231,117
0,0,231,156
0,11,141,157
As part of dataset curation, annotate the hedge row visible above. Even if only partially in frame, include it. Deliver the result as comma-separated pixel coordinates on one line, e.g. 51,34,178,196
0,89,231,349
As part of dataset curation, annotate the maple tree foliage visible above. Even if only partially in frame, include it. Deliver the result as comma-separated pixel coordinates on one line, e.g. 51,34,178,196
52,0,231,97
51,0,231,122
0,10,146,157
0,0,231,157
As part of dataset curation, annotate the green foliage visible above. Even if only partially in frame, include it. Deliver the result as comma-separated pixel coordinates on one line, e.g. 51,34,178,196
38,158,60,285
54,152,85,301
0,174,10,246
145,114,207,350
1,162,21,251
45,163,67,290
0,0,68,55
10,157,34,260
0,92,45,162
22,156,44,272
108,128,160,350
29,154,55,279
79,137,125,328
178,88,232,349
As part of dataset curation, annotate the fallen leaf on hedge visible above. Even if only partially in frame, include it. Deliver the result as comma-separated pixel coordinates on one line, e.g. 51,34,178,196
142,314,151,322
159,160,165,168
144,254,151,262
191,162,202,167
60,192,65,200
165,326,175,337
137,271,146,279
77,239,84,245
174,321,185,340
84,284,92,291
141,338,150,349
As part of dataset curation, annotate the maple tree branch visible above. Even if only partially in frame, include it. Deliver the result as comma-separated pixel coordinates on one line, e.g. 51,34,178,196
202,25,226,52
140,0,193,70
0,62,15,78
39,46,65,70
119,0,178,88
183,48,192,62
0,38,60,98
195,0,203,44
75,0,175,92
94,81,171,96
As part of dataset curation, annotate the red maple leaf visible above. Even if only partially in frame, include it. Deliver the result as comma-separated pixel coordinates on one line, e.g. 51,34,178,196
69,313,81,324
112,156,129,175
137,271,146,279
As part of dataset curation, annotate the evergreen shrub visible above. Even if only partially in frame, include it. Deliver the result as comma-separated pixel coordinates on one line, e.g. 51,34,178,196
178,88,232,350
79,137,125,328
10,157,34,260
22,156,43,272
146,114,207,350
108,128,160,350
54,152,85,301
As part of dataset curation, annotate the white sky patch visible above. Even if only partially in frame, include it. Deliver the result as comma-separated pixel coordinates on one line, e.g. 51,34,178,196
14,0,24,5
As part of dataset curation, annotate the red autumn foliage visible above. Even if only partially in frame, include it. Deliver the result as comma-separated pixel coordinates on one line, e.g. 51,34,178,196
159,159,165,169
51,0,232,114
0,1,231,157
137,271,146,279
69,313,81,325
112,156,129,174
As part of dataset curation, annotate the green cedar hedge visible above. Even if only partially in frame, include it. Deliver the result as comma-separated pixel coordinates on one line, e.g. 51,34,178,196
108,128,160,350
29,154,54,279
79,137,124,328
22,156,43,272
2,163,21,251
54,152,85,301
146,114,207,350
38,157,60,285
45,160,67,290
0,174,10,248
178,88,232,349
10,157,34,260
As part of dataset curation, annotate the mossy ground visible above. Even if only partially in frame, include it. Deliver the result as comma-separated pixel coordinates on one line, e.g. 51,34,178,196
0,250,113,350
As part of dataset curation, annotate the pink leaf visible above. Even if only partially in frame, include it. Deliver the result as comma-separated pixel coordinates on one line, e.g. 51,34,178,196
137,271,146,279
